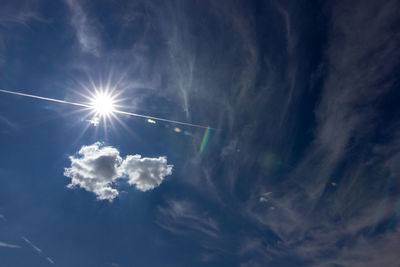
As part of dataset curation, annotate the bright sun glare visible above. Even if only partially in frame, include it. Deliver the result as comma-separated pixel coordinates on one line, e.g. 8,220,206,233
91,93,115,116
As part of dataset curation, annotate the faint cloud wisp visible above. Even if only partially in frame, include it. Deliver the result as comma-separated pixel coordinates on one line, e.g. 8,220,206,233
64,0,100,55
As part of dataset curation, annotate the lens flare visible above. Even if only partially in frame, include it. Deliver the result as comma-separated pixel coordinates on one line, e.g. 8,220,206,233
200,126,211,153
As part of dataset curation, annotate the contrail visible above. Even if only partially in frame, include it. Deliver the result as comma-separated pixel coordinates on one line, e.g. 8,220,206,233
113,109,211,129
0,88,90,108
0,88,212,129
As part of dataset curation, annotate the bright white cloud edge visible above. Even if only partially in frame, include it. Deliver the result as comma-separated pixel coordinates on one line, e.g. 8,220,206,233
64,142,173,201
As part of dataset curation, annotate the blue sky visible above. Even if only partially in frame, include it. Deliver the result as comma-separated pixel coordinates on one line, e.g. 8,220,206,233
1,0,400,266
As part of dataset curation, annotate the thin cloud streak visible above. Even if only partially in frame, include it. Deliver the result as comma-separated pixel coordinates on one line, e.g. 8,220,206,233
22,236,55,265
46,257,55,265
157,200,220,238
0,241,20,248
0,88,213,129
22,236,41,253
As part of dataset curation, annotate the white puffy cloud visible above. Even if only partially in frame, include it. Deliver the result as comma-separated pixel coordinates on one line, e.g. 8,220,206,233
120,155,173,192
64,143,121,200
64,142,173,201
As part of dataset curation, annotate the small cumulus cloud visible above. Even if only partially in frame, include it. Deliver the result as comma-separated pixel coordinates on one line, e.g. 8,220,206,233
120,155,173,192
64,142,173,201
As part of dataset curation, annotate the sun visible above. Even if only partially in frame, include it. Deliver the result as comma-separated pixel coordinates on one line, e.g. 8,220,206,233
91,93,115,116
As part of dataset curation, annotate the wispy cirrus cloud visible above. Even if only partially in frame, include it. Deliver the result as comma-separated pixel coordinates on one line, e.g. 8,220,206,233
315,230,400,267
235,0,400,265
0,0,44,67
64,0,100,55
295,0,400,199
157,200,220,241
156,199,231,262
0,0,44,27
64,142,173,201
158,0,400,265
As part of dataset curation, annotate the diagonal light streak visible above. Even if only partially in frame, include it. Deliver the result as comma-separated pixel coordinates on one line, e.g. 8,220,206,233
0,88,213,129
114,109,211,129
0,88,90,108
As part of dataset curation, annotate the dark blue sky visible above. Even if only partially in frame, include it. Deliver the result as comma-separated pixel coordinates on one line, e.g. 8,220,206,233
1,0,400,266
